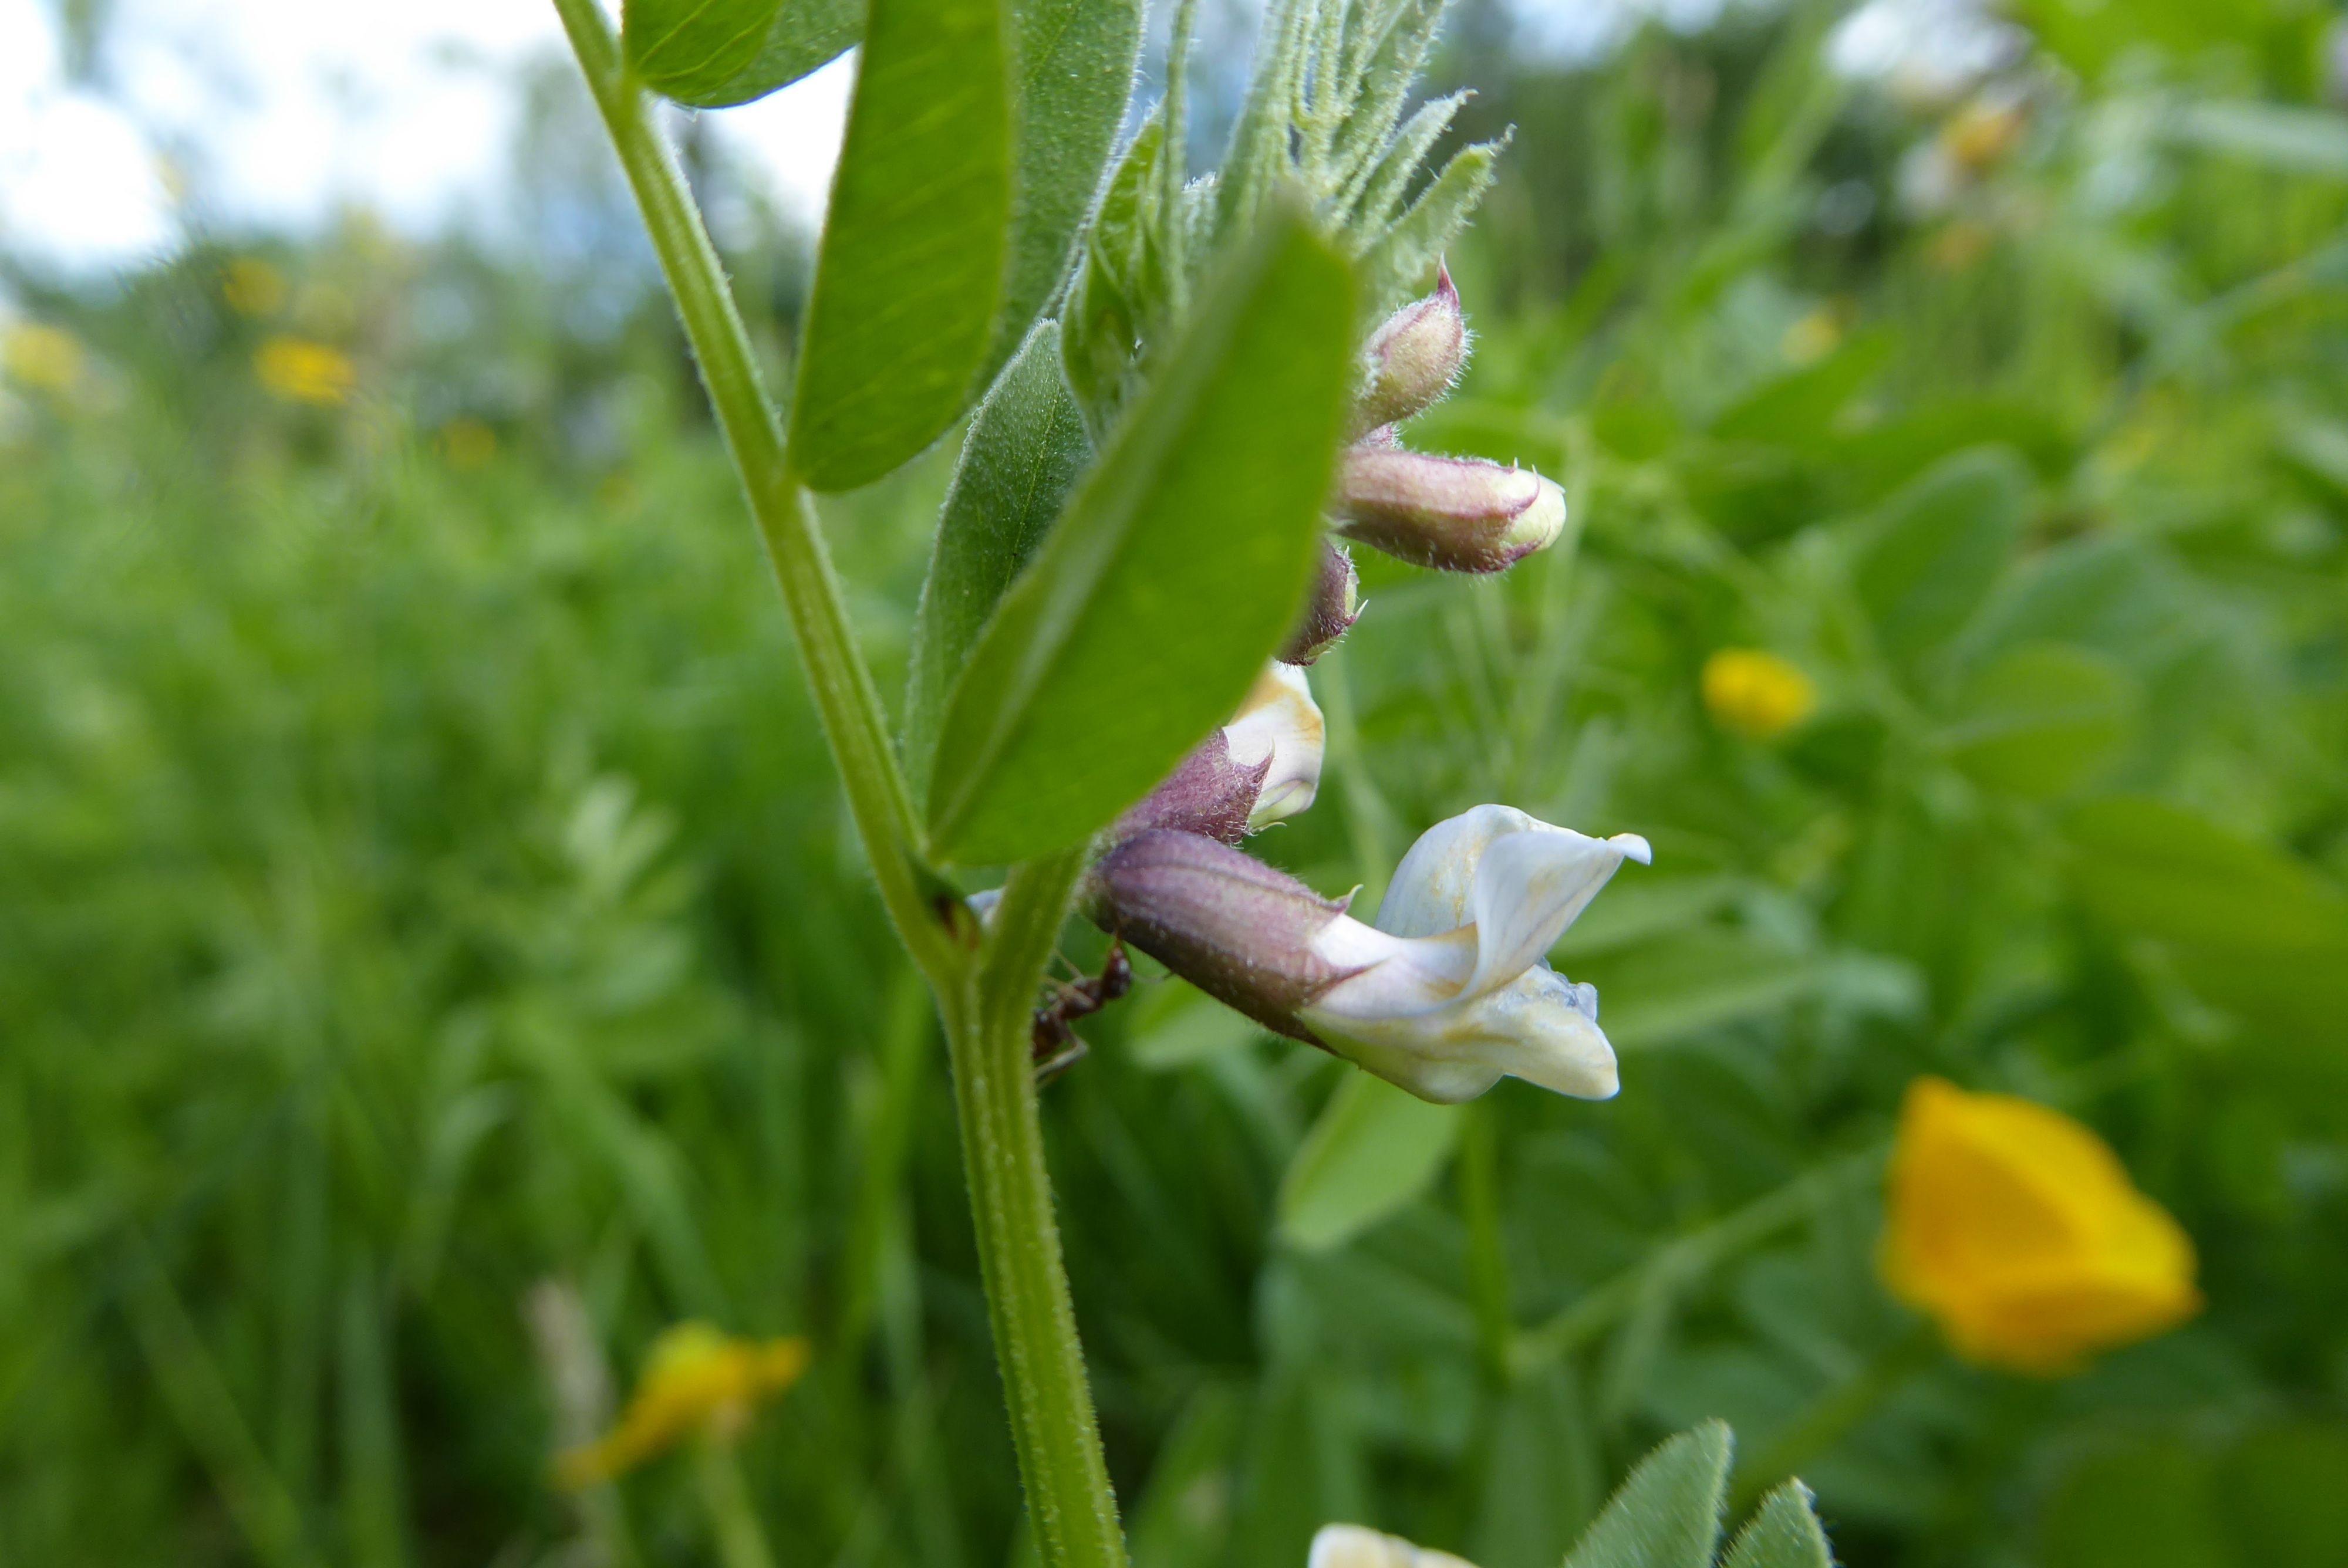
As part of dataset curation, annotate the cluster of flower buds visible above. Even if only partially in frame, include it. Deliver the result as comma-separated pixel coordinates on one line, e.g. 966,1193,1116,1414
1049,266,1637,1106
1330,266,1567,577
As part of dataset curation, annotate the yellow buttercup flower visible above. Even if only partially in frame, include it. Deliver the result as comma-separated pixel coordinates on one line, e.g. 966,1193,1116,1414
4,322,88,394
1701,648,1818,741
254,336,356,407
1881,1077,2200,1375
556,1322,808,1488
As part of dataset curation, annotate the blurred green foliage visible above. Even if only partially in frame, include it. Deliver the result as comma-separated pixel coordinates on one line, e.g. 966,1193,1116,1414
8,0,2348,1564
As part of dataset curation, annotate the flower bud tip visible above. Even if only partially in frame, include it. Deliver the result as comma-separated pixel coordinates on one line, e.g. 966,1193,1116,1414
1350,263,1469,435
1334,450,1567,573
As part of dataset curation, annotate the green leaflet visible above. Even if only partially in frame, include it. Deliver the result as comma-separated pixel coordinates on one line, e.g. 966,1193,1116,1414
1354,138,1501,321
925,207,1356,864
2067,798,2348,954
1277,1072,1463,1252
1563,1423,1732,1568
2066,799,2348,1043
789,0,1012,492
1850,445,2031,673
623,0,860,108
1722,1483,1835,1568
1060,110,1165,424
986,0,1144,385
902,322,1092,802
1941,642,2140,800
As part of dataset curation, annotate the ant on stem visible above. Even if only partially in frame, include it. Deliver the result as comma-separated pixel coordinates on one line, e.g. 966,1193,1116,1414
1030,938,1131,1085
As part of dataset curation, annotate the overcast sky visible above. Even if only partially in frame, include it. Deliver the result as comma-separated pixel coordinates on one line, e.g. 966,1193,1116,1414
1,0,1989,280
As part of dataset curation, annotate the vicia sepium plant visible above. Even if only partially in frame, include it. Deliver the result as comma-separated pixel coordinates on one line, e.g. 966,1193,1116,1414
552,0,1701,1560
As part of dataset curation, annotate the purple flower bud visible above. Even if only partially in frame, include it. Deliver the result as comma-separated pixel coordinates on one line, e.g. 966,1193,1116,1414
1332,449,1567,573
1084,830,1357,1044
1115,664,1325,843
1350,265,1468,437
1112,731,1268,846
1280,542,1362,665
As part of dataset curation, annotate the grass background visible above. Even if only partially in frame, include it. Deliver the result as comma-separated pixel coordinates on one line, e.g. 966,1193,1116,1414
7,0,2348,1562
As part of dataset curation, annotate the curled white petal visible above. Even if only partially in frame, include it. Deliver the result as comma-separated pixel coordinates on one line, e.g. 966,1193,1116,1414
1308,1525,1480,1568
1222,661,1324,828
1297,805,1645,1103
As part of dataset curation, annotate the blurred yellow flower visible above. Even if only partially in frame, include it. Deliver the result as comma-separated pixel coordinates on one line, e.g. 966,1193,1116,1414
1941,98,2027,174
255,336,356,407
1882,1077,2200,1375
1780,307,1843,367
1701,648,1818,740
223,258,288,317
4,323,88,394
438,418,498,470
555,1322,807,1488
1928,222,1993,272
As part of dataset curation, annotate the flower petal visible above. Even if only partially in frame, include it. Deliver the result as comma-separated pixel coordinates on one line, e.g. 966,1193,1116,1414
1223,662,1324,827
1465,826,1649,998
1308,1525,1479,1568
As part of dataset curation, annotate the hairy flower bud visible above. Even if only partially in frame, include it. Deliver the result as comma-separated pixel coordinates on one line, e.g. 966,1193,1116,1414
1349,265,1468,437
1333,450,1566,573
1116,664,1326,843
1280,542,1362,665
1085,829,1357,1043
1112,732,1270,845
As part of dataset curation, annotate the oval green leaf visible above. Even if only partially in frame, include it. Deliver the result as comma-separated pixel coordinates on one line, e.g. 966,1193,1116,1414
1941,641,2141,800
623,0,861,109
903,321,1092,802
985,0,1145,384
789,0,1012,492
1564,1423,1732,1568
1851,445,2030,671
1723,1483,1833,1568
1277,1070,1463,1253
923,207,1357,865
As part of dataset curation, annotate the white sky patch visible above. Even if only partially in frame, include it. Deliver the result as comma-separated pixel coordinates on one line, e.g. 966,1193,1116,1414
1,0,853,277
0,0,182,272
1830,0,2025,106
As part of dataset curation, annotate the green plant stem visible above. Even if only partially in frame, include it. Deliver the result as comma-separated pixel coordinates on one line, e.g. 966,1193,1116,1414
695,1437,780,1568
549,0,950,981
552,13,1126,1565
1458,1101,1514,1390
944,850,1127,1568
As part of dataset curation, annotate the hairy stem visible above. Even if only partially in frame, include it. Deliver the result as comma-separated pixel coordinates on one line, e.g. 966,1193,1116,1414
550,12,1125,1567
947,851,1127,1568
550,0,951,979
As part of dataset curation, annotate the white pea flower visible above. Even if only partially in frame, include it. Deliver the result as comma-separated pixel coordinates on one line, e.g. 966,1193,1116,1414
1300,805,1647,1101
1308,1524,1478,1568
1087,805,1648,1104
1223,661,1324,828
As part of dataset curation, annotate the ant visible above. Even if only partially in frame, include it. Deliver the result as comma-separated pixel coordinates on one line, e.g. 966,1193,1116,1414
1031,938,1132,1085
